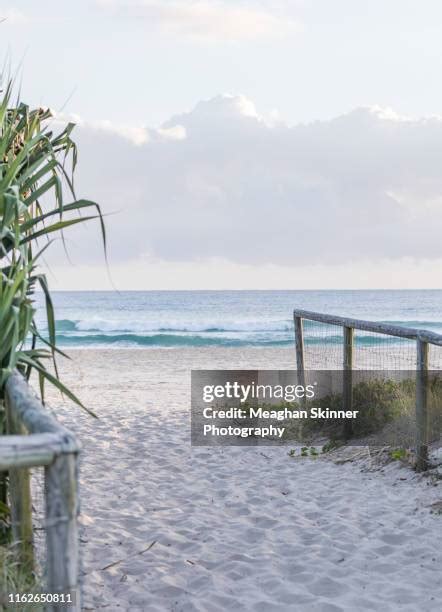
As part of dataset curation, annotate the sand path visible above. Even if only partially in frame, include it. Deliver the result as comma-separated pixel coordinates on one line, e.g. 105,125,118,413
44,349,442,612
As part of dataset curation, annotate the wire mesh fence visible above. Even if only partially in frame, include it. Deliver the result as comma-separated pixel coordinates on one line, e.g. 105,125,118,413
300,316,442,370
294,309,442,471
429,344,442,370
302,319,344,369
352,331,417,370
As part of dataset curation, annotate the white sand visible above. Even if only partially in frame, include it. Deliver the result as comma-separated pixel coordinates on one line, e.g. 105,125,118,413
43,348,442,612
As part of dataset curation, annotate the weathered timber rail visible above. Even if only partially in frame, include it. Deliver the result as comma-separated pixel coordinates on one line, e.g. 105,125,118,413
0,370,80,611
293,309,442,471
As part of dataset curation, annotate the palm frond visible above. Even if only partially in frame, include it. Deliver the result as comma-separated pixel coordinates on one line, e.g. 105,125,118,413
0,81,105,413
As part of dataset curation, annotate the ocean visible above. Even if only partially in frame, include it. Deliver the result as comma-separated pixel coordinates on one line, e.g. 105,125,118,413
34,290,442,349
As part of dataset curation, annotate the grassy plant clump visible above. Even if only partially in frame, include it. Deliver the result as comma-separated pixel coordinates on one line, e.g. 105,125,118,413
282,377,422,443
390,448,408,461
0,544,42,610
318,378,414,439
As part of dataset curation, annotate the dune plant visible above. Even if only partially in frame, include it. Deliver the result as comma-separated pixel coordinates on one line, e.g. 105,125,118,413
0,77,106,592
0,81,105,405
0,81,105,548
0,544,42,610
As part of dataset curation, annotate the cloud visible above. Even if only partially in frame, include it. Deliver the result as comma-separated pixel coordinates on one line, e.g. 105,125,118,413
0,8,27,25
53,112,186,145
97,0,299,42
50,94,442,276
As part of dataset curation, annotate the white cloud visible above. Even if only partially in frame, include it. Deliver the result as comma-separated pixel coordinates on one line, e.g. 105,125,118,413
0,8,27,25
97,0,299,42
367,106,413,122
52,112,186,145
79,118,150,145
48,95,442,287
157,124,187,141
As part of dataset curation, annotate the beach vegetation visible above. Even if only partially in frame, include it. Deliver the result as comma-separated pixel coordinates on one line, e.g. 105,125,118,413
0,544,42,610
0,80,105,589
390,448,408,461
0,81,105,407
282,376,442,445
321,439,345,454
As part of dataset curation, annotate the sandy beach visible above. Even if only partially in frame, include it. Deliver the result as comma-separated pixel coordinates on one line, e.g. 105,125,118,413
4,3,442,608
42,348,442,612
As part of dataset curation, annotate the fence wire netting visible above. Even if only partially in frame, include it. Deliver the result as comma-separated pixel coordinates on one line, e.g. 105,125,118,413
429,344,442,370
302,320,343,369
1,466,47,607
353,330,416,370
298,315,442,460
302,319,442,370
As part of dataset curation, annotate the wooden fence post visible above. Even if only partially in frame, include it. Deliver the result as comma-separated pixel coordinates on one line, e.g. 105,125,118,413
294,316,305,388
343,326,354,439
416,340,429,471
45,452,81,611
5,395,34,572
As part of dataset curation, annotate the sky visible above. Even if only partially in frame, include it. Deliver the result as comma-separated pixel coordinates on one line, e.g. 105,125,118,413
2,0,442,289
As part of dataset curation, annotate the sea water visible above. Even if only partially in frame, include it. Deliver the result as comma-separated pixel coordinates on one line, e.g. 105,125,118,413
34,290,442,349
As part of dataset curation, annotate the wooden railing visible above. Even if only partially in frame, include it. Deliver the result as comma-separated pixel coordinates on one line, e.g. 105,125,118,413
293,309,442,471
0,370,80,611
